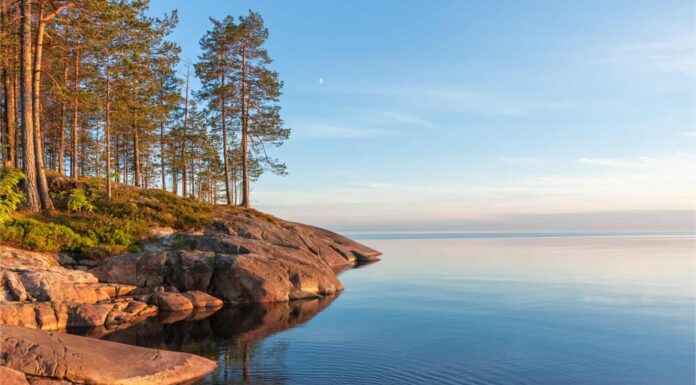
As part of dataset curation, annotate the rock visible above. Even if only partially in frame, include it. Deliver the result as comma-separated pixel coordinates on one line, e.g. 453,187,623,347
45,175,87,194
210,253,342,303
0,247,134,305
165,250,214,291
28,378,73,385
0,302,68,330
0,246,152,332
147,292,193,311
0,299,156,330
0,325,217,385
54,253,76,266
182,290,223,308
89,251,168,287
90,208,380,305
67,303,114,328
2,271,27,302
1,366,30,385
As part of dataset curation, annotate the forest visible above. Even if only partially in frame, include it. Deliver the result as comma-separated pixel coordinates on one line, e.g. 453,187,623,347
0,0,289,211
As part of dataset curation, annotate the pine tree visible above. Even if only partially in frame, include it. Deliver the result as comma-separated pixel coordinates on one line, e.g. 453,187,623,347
234,11,289,207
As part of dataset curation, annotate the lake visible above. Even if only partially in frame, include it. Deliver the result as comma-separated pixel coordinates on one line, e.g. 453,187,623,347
96,233,695,385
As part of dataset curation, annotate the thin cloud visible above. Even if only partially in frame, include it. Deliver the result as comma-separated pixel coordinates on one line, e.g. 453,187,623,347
295,122,390,139
577,153,696,170
340,84,575,117
255,152,696,229
600,33,695,76
499,156,544,164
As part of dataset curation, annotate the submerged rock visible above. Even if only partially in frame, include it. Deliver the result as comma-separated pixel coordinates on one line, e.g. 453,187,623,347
0,325,217,385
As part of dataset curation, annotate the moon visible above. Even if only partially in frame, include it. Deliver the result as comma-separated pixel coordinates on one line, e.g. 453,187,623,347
319,77,324,85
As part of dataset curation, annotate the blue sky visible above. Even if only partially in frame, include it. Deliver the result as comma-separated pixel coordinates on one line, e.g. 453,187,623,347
148,0,695,231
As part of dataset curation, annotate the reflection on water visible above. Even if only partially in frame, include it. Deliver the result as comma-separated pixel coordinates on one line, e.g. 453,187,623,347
89,296,338,384
74,234,694,385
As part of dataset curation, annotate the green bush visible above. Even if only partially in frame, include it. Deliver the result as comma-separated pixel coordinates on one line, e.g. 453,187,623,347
58,215,148,246
0,221,24,243
68,188,94,214
0,168,25,224
4,175,218,258
2,218,94,252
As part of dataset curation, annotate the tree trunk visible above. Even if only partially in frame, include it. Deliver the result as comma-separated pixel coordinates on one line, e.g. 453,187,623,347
19,0,40,211
114,133,120,183
32,5,54,210
58,53,67,174
159,119,165,191
70,48,79,178
181,64,189,197
189,157,194,199
173,169,178,195
220,74,232,205
240,45,250,208
105,68,112,199
2,67,16,167
122,136,129,184
132,111,141,187
232,166,237,205
144,156,149,188
2,0,17,169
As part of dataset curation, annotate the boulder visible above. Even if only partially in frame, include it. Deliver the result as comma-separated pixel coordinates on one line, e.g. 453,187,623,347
0,247,136,305
0,325,217,385
146,292,193,311
165,250,214,291
210,253,342,303
181,290,223,308
1,366,30,385
88,251,168,287
67,303,115,328
0,302,68,330
0,299,156,330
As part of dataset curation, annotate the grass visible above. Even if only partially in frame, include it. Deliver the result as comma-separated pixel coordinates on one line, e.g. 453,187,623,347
1,173,216,259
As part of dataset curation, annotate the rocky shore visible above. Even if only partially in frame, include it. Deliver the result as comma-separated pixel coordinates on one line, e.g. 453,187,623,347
0,209,380,384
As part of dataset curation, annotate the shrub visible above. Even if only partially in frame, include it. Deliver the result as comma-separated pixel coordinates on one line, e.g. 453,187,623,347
0,221,24,243
68,188,94,214
59,215,148,246
5,175,218,258
0,168,25,224
2,218,94,252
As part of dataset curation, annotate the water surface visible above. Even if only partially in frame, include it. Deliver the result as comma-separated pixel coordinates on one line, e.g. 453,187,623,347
99,233,695,384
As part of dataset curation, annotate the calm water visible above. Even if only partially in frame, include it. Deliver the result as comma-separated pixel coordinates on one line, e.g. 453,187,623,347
95,233,695,384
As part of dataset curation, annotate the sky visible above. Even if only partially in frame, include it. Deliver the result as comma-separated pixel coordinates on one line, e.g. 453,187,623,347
148,0,695,232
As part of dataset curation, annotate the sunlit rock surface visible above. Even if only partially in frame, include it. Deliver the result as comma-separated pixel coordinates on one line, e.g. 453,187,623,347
0,325,217,385
0,247,156,331
90,209,380,304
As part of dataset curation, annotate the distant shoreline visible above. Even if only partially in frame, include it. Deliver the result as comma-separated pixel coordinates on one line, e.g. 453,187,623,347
342,231,695,240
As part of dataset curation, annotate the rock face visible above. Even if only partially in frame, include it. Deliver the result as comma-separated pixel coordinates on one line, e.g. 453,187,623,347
1,366,29,385
0,325,217,385
0,247,157,331
90,209,381,304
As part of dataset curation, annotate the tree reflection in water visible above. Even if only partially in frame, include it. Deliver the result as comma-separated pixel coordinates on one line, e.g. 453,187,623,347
71,294,339,384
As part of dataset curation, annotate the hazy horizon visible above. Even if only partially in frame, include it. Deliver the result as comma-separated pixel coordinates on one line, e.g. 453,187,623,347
149,0,695,231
